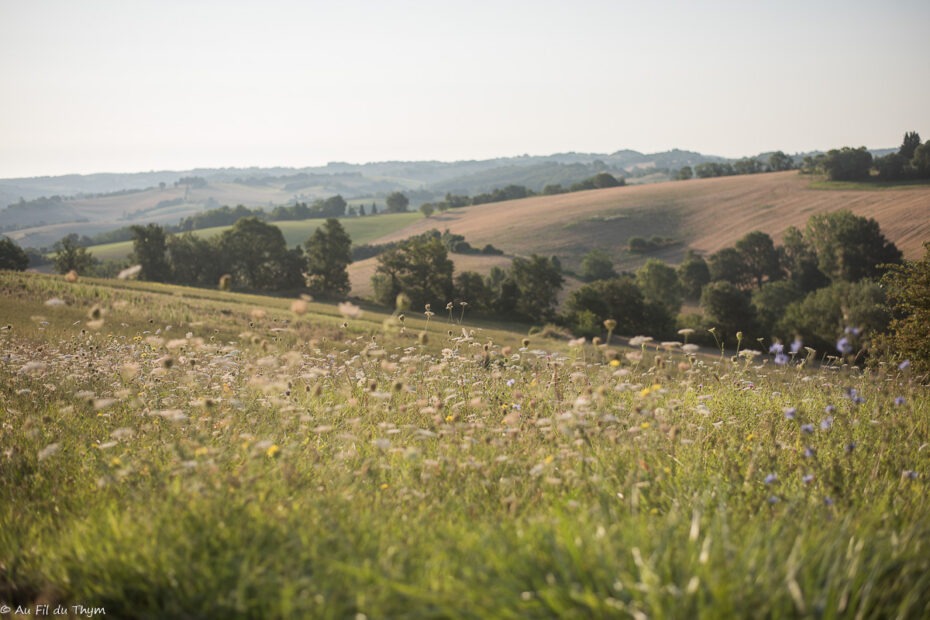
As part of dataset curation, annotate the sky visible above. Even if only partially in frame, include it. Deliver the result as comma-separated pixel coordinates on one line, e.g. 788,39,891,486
1,0,928,178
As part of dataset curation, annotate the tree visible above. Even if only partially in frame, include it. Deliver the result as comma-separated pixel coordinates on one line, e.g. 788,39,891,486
217,217,303,291
700,281,756,342
767,151,794,172
900,131,921,161
385,192,410,214
419,203,435,218
0,236,28,271
580,249,617,282
130,224,171,282
304,218,353,297
878,242,930,376
167,233,222,286
804,210,902,282
509,255,564,323
677,252,711,300
635,258,683,315
563,276,673,338
821,147,872,182
53,234,96,275
874,153,908,181
751,280,805,337
454,271,491,314
912,141,930,179
372,235,453,310
676,166,693,180
778,226,829,293
735,231,781,289
708,247,751,289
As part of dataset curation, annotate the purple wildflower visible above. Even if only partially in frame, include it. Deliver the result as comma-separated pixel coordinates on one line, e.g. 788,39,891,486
825,404,835,414
899,360,910,370
804,446,816,458
784,407,797,420
894,396,906,406
774,352,789,365
764,473,778,485
801,424,815,434
820,416,833,430
836,337,853,355
844,326,861,337
790,338,803,355
824,497,834,506
768,496,780,505
845,442,857,453
802,474,814,484
769,342,784,355
904,470,918,480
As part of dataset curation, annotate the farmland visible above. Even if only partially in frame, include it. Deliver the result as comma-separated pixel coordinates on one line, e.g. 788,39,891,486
1,271,928,617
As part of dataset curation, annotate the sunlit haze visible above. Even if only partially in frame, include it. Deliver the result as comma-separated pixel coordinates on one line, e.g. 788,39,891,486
2,0,928,178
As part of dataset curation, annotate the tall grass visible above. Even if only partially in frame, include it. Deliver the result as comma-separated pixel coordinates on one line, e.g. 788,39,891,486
1,271,928,618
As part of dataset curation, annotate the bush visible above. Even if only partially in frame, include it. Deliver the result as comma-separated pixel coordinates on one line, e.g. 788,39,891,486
875,242,930,377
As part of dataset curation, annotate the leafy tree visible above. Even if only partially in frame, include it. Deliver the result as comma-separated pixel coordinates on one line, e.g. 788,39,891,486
385,192,410,214
167,233,222,286
130,224,171,282
700,281,756,342
563,276,672,339
304,218,353,297
53,234,97,275
0,236,28,271
778,226,829,293
778,280,888,356
372,235,453,310
874,153,908,181
486,266,520,316
877,242,930,376
677,252,711,300
751,280,805,337
635,258,683,315
676,166,693,180
453,271,491,314
735,231,782,289
912,141,930,179
580,249,617,282
900,131,921,161
419,203,435,218
708,247,751,289
509,255,564,323
804,210,902,282
821,147,872,181
733,158,763,175
217,218,303,291
767,151,794,172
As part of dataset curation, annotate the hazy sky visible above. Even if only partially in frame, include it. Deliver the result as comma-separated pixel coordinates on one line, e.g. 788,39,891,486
1,0,928,178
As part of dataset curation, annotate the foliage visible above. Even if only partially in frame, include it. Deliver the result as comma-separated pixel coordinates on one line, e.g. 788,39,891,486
372,235,454,310
735,231,782,289
751,280,805,337
304,218,353,298
509,255,564,323
677,252,711,300
52,234,97,275
635,258,683,315
579,249,617,282
708,247,751,289
385,191,410,214
453,271,491,314
130,224,171,282
877,242,930,377
0,236,28,271
563,276,671,338
821,147,872,182
778,226,830,293
166,233,222,286
675,166,693,180
778,280,888,357
217,217,304,291
804,210,902,282
767,151,794,171
700,281,756,342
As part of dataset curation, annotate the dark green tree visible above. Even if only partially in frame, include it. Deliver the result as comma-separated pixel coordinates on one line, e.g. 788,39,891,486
0,236,28,271
304,218,353,297
751,280,805,337
821,147,873,182
385,192,410,214
218,218,303,291
509,255,564,323
167,233,222,286
563,276,673,338
130,224,171,282
635,258,683,315
677,252,711,300
700,281,757,342
804,210,902,282
735,231,782,289
53,234,96,275
912,141,930,179
708,247,751,289
453,271,491,314
878,242,930,376
900,131,921,161
676,166,693,180
372,235,453,310
767,151,794,171
580,249,617,282
778,226,829,293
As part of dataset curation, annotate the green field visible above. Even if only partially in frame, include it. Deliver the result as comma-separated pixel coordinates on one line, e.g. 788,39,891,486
2,271,929,618
87,213,422,262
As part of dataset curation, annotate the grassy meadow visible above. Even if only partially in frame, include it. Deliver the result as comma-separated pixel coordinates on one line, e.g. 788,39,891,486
1,270,929,618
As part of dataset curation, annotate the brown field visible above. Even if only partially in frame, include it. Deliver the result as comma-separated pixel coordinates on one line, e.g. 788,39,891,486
362,172,930,275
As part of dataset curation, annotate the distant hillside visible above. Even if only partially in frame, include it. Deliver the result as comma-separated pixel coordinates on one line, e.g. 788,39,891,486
0,149,731,248
345,171,930,296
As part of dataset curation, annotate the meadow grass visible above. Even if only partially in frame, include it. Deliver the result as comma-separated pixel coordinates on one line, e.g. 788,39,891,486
1,271,928,618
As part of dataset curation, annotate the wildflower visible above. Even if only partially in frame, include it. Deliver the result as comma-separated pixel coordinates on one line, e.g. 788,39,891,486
64,270,79,282
824,497,834,506
338,301,362,319
802,474,815,484
604,319,617,331
768,496,779,505
836,337,852,355
774,352,789,365
506,378,516,387
894,396,906,406
845,442,857,453
764,473,778,485
804,447,816,458
265,444,280,458
820,416,833,430
903,470,918,480
844,326,861,337
898,360,911,370
784,407,797,420
825,404,835,414
769,342,784,355
789,338,803,355
801,424,815,434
